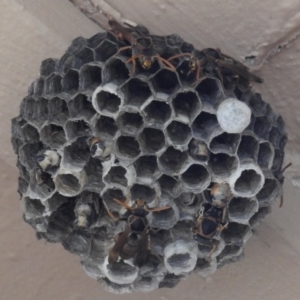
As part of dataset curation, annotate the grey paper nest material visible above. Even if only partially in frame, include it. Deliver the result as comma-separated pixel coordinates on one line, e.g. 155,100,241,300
11,29,287,293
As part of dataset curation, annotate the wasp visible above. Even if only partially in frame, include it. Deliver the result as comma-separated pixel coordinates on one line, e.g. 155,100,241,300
35,149,60,172
89,137,112,161
189,139,210,161
33,167,55,194
102,12,176,74
34,167,47,185
74,192,102,228
203,48,263,86
168,47,263,88
210,182,232,208
167,49,206,82
34,149,60,186
192,182,232,261
104,197,170,266
192,203,228,262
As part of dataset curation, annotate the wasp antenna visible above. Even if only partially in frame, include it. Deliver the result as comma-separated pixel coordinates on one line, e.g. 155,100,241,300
100,10,111,19
282,162,292,173
279,195,284,208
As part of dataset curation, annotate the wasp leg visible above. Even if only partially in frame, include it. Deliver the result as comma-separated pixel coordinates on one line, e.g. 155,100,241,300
207,241,218,262
144,197,171,212
126,55,140,64
214,64,224,84
146,205,171,212
221,207,228,224
279,162,292,208
113,197,132,210
131,58,137,75
155,56,177,71
217,222,228,232
147,232,151,248
167,53,192,62
149,227,163,234
103,200,120,221
113,45,132,57
195,61,204,83
126,55,140,75
128,57,137,76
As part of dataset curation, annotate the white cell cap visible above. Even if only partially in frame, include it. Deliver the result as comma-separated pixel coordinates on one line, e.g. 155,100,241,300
217,98,251,133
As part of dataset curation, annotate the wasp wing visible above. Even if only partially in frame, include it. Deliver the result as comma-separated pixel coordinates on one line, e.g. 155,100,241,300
107,18,138,45
108,224,131,264
218,59,264,83
133,230,149,267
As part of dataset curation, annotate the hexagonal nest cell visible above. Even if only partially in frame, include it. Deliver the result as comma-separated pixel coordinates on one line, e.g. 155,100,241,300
11,24,288,293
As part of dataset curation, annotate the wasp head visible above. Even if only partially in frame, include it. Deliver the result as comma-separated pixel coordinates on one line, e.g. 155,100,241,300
138,54,154,69
189,57,198,72
142,58,152,69
75,203,92,227
90,137,111,161
210,182,232,207
136,198,146,208
35,149,60,172
136,45,155,70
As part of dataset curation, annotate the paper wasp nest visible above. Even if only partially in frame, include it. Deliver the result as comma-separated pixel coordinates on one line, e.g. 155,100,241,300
11,30,287,293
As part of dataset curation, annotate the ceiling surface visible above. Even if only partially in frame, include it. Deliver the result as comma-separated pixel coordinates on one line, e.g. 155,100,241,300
1,0,300,299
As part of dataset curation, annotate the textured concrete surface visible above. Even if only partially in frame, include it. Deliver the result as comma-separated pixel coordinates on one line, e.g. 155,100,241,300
1,0,300,299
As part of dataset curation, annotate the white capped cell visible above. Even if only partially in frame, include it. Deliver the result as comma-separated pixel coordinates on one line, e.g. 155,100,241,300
217,98,251,133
